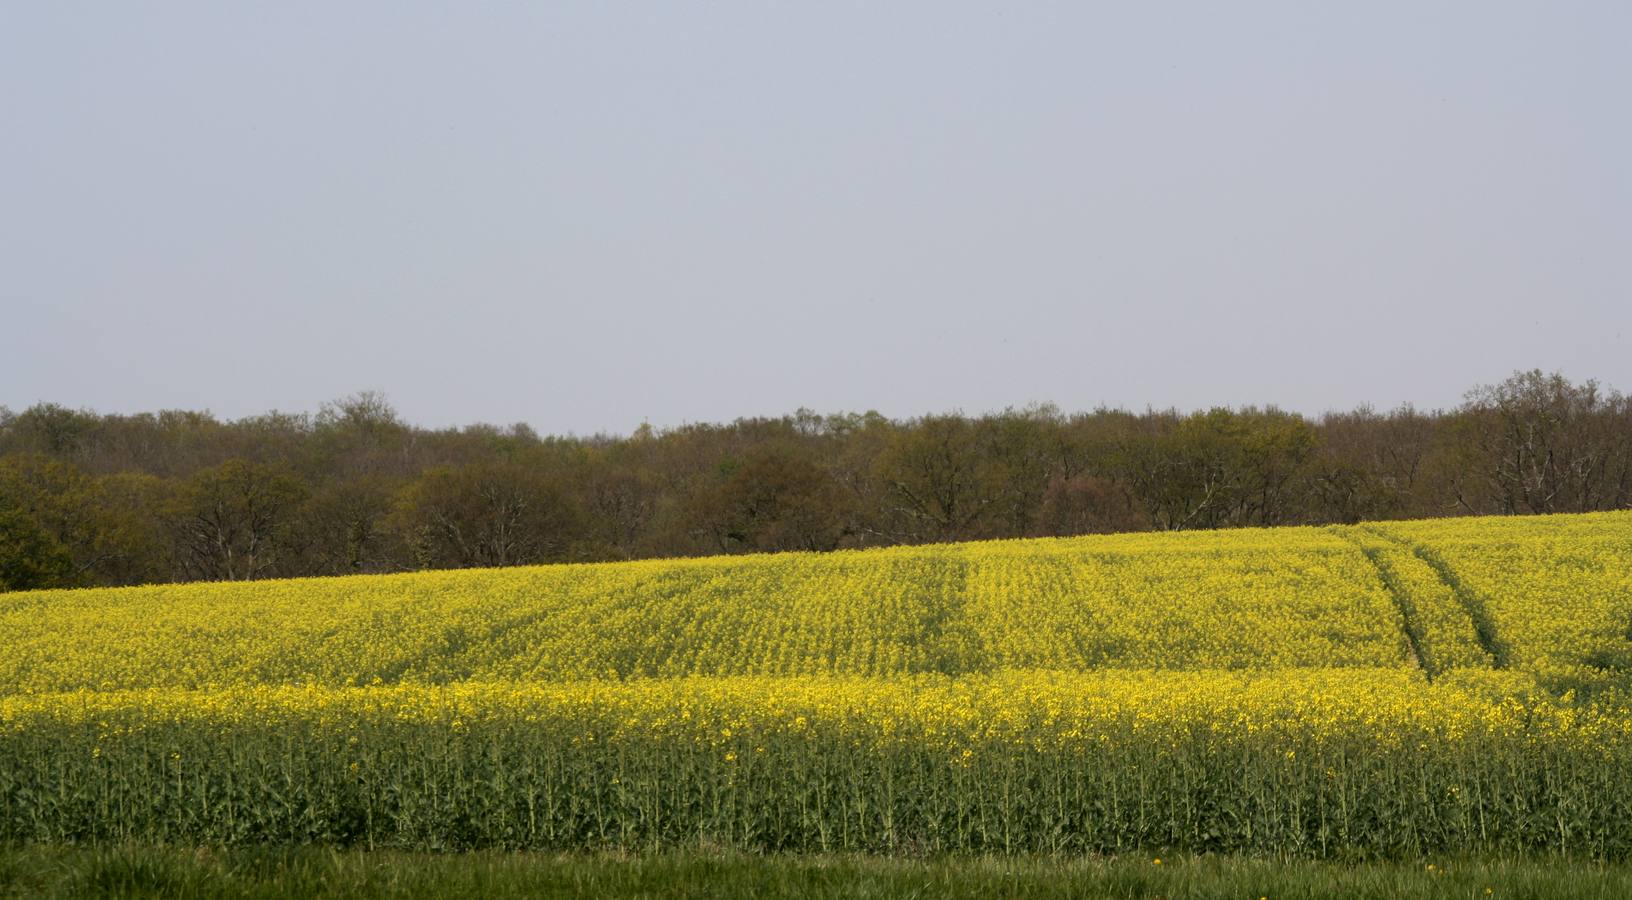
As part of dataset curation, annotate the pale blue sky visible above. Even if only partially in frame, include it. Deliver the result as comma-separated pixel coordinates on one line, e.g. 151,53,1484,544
3,3,1628,433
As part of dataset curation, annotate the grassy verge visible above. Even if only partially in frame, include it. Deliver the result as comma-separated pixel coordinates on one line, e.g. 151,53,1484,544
3,846,1631,899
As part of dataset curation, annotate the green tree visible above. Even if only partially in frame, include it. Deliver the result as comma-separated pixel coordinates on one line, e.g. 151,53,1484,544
0,455,167,586
0,506,73,592
873,415,1001,543
1113,408,1318,530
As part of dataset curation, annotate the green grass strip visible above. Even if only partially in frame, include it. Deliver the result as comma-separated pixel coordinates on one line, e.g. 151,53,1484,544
4,846,1632,900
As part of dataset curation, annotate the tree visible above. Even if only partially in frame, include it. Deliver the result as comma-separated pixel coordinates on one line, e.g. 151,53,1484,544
293,477,396,575
1231,408,1320,526
873,415,1001,542
169,460,308,581
0,454,167,586
1317,405,1440,520
1112,410,1239,530
1036,474,1148,535
0,455,94,583
980,406,1067,537
312,392,410,478
85,472,171,586
1112,408,1318,530
0,403,97,459
690,445,854,553
391,462,584,569
1450,371,1632,514
0,507,73,592
579,453,664,560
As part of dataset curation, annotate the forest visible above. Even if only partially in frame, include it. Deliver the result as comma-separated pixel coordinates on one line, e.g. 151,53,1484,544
1,369,1628,592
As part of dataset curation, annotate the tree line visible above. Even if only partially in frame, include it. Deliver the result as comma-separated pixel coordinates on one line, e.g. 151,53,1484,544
1,370,1629,592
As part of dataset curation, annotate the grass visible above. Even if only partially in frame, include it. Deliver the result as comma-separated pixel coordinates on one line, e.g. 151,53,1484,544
2,846,1631,899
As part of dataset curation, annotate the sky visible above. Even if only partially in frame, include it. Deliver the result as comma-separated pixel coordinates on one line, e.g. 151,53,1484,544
3,2,1629,435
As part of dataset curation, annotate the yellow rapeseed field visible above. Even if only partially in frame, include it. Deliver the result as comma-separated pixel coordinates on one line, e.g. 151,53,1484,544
2,511,1629,855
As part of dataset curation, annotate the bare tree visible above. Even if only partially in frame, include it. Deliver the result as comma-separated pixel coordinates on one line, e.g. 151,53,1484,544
1453,371,1632,514
391,462,583,569
170,460,307,580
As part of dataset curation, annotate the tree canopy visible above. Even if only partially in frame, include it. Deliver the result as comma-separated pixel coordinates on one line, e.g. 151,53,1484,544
2,373,1627,591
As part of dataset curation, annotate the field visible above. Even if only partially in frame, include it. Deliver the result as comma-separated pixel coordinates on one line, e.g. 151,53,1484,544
2,512,1630,861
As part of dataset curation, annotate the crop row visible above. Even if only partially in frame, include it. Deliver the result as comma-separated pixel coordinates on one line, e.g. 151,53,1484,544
4,669,1629,856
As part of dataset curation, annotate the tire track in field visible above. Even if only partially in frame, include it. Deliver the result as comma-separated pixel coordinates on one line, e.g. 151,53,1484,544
918,549,973,676
1361,526,1510,670
1332,528,1438,681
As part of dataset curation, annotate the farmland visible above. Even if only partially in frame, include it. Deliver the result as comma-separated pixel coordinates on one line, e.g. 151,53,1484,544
2,511,1630,859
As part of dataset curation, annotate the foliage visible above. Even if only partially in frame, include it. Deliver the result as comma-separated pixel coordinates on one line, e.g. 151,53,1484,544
0,507,72,592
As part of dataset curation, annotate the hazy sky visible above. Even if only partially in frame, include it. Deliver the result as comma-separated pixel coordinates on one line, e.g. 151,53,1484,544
3,3,1628,434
